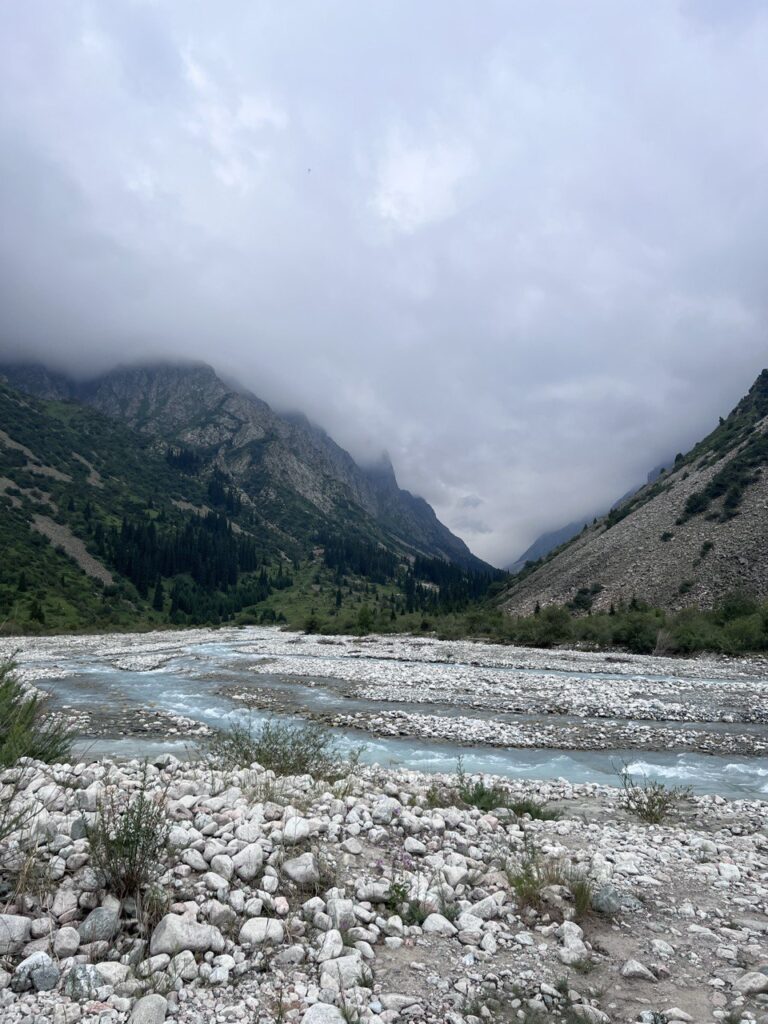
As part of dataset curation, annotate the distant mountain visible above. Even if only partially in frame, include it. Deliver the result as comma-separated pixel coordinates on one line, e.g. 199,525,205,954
3,361,488,572
0,362,497,633
505,461,674,573
501,370,768,612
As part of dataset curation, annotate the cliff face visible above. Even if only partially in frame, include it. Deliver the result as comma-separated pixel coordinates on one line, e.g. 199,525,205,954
2,361,488,571
501,370,768,613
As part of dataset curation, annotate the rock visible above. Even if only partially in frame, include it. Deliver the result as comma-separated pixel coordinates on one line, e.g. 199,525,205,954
53,926,81,958
283,817,311,845
78,906,119,943
317,929,344,962
569,1007,611,1024
95,962,130,986
0,914,31,955
149,915,225,956
320,953,364,990
12,951,60,992
63,962,102,1000
734,971,768,995
327,898,356,930
664,1010,693,1022
590,884,643,915
371,797,401,824
718,863,741,882
239,917,285,946
283,852,320,886
300,1006,345,1024
422,913,458,936
232,843,263,881
129,993,168,1024
620,959,657,982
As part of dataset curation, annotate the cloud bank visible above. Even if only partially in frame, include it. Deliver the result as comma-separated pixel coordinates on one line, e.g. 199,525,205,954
1,1,767,565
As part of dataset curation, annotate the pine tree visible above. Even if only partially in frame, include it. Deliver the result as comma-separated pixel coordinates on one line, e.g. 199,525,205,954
152,578,165,612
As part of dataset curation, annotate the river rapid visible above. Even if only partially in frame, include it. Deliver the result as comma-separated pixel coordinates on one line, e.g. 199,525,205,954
2,626,767,799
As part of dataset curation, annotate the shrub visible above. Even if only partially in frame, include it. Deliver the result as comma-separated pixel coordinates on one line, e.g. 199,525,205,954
618,764,691,824
202,716,348,779
506,846,592,922
508,797,561,821
87,766,170,898
0,659,74,768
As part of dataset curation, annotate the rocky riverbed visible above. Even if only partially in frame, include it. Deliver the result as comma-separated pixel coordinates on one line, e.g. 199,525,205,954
0,755,767,1024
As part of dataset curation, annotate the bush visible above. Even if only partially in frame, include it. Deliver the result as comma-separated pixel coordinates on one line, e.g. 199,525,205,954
0,660,74,768
202,716,348,779
87,766,170,898
506,845,592,921
618,764,691,824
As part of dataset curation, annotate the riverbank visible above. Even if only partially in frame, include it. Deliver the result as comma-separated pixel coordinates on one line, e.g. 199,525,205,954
0,755,766,1024
1,627,767,799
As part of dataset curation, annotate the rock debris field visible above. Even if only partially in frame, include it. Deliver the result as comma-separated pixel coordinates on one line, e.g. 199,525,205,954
0,628,767,1023
0,754,767,1024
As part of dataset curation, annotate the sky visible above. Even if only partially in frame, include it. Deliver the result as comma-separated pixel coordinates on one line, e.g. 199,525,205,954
1,1,767,567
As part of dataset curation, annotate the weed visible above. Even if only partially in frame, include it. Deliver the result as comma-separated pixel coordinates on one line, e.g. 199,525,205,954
456,755,508,811
0,659,74,768
508,797,561,821
618,763,692,824
87,764,170,898
201,716,353,780
505,842,593,922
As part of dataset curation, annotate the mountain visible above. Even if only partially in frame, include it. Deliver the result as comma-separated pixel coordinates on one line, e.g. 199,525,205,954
501,370,768,613
0,362,497,633
504,461,674,573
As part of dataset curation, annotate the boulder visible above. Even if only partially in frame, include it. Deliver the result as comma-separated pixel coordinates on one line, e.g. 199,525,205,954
78,906,119,944
300,1006,345,1024
422,913,457,936
12,951,59,992
239,917,284,946
149,915,225,956
129,993,168,1024
0,914,31,955
283,852,319,886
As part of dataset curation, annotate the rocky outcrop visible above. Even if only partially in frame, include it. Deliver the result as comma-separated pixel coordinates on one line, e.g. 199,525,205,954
502,370,768,612
2,361,488,571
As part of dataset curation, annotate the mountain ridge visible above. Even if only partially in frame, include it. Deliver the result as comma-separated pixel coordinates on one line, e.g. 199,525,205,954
1,360,491,573
501,369,768,613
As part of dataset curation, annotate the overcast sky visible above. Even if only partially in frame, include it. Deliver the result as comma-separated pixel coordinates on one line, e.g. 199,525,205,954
1,1,767,566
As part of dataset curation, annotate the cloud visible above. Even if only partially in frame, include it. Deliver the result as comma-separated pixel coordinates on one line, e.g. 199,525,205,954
1,1,767,567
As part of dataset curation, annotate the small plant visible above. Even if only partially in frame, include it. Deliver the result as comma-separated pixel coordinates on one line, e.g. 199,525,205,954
618,763,692,824
87,765,170,898
456,756,508,811
0,659,74,768
201,716,351,780
505,841,593,922
508,797,561,821
660,531,674,543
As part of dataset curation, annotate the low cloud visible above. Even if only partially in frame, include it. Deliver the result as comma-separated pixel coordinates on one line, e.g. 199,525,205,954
1,2,767,566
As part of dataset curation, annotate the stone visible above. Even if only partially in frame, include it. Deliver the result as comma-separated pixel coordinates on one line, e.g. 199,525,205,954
371,797,401,824
78,906,119,944
317,929,344,962
300,1006,345,1024
422,913,458,936
319,952,364,990
664,1010,693,1022
620,959,657,982
734,971,768,995
130,993,168,1024
327,898,356,930
283,852,320,886
232,843,264,881
590,885,643,915
149,915,225,956
53,926,80,958
12,951,60,992
0,914,31,955
569,1008,611,1024
95,962,130,986
239,917,285,945
63,962,102,1000
283,817,311,845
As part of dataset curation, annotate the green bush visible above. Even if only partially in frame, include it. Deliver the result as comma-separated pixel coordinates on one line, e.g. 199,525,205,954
0,660,74,767
87,767,170,898
202,716,349,779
